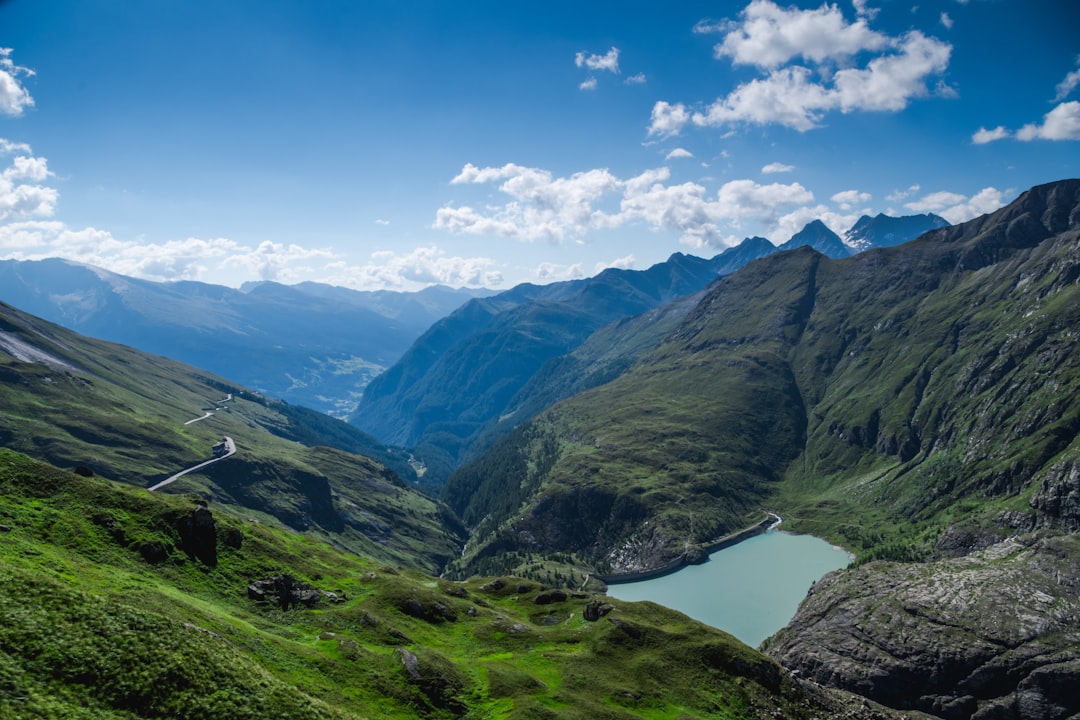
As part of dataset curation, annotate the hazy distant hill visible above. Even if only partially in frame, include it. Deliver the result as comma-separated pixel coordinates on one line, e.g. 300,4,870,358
0,258,490,416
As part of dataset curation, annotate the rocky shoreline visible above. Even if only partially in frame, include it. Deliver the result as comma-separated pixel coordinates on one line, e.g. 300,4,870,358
597,512,780,585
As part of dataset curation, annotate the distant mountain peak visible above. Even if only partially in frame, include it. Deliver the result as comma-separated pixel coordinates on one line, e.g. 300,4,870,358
843,212,950,251
779,220,851,258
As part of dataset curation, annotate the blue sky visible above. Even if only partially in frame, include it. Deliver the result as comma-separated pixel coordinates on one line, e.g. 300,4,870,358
1,0,1077,290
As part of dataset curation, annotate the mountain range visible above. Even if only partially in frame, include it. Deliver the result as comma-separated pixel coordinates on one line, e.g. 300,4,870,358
0,258,491,417
352,212,947,486
5,184,1079,719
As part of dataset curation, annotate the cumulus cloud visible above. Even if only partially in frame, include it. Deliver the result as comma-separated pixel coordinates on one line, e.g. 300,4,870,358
579,77,598,91
575,47,620,74
709,0,888,68
972,125,1009,144
625,73,647,85
904,186,1007,223
436,161,817,249
0,145,58,221
1016,101,1080,141
535,261,585,281
831,189,872,209
940,12,953,30
761,161,795,174
648,101,693,137
326,246,503,289
0,48,35,117
650,1,952,134
665,148,694,160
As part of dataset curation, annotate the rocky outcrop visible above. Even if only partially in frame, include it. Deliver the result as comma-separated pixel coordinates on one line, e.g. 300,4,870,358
247,575,343,610
767,533,1080,720
1031,460,1080,530
177,501,217,566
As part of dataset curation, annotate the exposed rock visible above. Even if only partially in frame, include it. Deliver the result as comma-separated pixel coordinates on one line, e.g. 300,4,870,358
607,617,643,640
582,599,615,621
247,575,324,610
1031,460,1080,530
394,595,458,624
220,526,243,549
139,541,167,564
393,646,469,713
767,533,1080,720
533,590,567,605
176,502,217,566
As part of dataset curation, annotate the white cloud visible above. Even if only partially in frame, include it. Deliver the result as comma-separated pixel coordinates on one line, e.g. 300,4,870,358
711,0,888,68
1016,101,1080,141
575,47,620,74
1055,61,1080,101
625,73,647,85
598,254,636,272
653,3,951,134
579,77,598,91
0,139,32,155
761,161,795,174
648,101,692,137
326,246,502,289
375,218,390,226
851,0,879,20
904,186,1007,223
535,261,585,281
831,189,872,209
972,125,1009,144
437,162,816,249
439,163,622,242
940,12,953,29
886,184,920,202
0,49,35,117
0,149,58,221
665,148,694,160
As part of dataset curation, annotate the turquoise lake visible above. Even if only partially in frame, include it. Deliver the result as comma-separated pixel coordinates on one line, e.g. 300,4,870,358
604,530,851,648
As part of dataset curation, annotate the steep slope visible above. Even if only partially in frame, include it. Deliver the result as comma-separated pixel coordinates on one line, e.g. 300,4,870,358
0,259,484,416
0,449,905,720
443,179,1080,579
352,252,739,484
766,533,1080,720
0,300,462,572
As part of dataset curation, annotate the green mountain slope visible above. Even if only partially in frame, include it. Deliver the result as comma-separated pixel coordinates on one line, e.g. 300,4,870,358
443,179,1080,579
0,300,461,573
0,449,905,719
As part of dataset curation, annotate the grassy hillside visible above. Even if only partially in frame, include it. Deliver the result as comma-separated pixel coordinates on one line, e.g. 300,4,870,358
0,300,462,574
443,179,1080,579
0,449,899,719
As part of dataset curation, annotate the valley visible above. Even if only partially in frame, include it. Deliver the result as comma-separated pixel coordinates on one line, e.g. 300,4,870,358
0,179,1078,719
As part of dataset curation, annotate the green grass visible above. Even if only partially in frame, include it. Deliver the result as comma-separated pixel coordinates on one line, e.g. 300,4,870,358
0,448,857,719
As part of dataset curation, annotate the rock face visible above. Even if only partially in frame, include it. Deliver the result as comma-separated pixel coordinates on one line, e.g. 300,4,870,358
767,533,1080,720
176,502,217,566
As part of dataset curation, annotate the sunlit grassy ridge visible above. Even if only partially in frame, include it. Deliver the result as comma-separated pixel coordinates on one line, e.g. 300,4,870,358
0,449,887,719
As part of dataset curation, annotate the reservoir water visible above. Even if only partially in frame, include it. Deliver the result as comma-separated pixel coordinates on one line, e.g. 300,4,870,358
604,529,850,648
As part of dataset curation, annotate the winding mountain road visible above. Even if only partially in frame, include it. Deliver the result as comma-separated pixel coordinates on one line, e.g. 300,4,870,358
148,436,236,492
